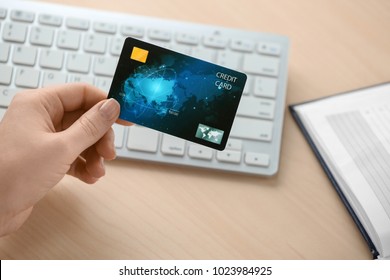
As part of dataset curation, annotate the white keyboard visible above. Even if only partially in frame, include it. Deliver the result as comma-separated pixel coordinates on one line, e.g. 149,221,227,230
0,0,289,176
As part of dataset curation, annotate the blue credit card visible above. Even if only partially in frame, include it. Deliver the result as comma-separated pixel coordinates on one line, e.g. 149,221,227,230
108,37,247,150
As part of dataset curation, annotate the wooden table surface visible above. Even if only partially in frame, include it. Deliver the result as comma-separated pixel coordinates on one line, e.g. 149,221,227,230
1,0,389,259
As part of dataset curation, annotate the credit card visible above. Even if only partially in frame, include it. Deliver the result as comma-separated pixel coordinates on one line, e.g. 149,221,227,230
108,37,247,150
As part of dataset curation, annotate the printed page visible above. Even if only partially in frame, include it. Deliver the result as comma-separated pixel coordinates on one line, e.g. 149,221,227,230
295,83,390,259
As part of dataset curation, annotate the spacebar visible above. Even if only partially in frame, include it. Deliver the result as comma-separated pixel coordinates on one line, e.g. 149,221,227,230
230,116,273,141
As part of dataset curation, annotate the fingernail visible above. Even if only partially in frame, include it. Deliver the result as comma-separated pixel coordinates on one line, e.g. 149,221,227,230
99,99,119,120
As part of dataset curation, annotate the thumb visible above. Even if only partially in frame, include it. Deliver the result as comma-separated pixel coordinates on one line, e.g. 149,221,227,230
64,98,120,157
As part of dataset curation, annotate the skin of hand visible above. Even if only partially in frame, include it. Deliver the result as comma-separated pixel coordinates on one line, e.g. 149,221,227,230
0,83,123,237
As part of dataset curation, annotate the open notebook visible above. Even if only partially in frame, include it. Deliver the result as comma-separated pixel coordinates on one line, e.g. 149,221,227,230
290,82,390,260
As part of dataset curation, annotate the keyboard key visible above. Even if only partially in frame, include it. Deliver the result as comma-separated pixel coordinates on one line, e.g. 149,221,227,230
0,43,11,62
243,54,279,77
93,21,117,34
84,34,107,54
120,25,144,38
112,124,125,148
176,33,199,45
236,96,275,120
0,8,7,19
188,144,213,160
15,67,40,88
216,150,241,163
161,134,186,156
0,86,19,107
149,40,170,49
230,39,254,52
10,10,34,23
203,35,228,49
66,17,89,30
127,126,159,153
0,65,13,85
67,53,91,73
2,22,27,43
242,75,253,95
171,44,191,55
38,14,62,27
93,56,117,77
192,47,215,62
257,42,281,56
30,26,54,46
57,30,81,50
216,50,241,69
230,116,273,141
148,29,171,41
245,152,270,167
226,138,243,151
110,37,125,56
42,71,67,87
12,45,37,66
68,74,94,84
95,77,112,92
39,49,64,69
253,76,278,98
